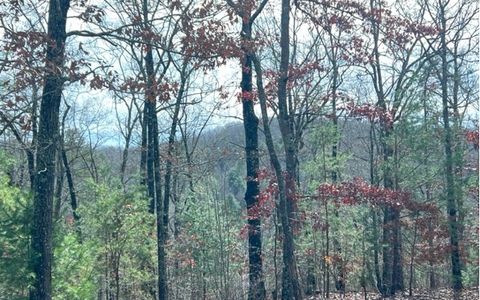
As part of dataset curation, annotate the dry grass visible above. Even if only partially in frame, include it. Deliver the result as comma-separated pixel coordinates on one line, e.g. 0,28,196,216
306,288,479,300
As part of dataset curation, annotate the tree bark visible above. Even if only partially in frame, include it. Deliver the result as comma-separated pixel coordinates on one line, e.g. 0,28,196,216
163,61,188,237
369,0,403,294
277,0,302,298
53,152,64,222
240,17,266,300
145,42,168,300
141,0,168,297
439,1,462,290
61,148,80,225
330,51,345,295
30,0,71,299
253,54,301,300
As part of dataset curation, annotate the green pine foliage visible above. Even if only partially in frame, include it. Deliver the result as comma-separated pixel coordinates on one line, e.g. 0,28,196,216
0,152,32,299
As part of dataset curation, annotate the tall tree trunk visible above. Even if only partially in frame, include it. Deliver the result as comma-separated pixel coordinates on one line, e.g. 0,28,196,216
277,0,302,298
252,0,303,296
439,1,462,291
145,44,168,300
163,62,188,237
368,123,383,293
30,0,71,299
421,82,436,291
238,10,267,300
330,54,345,295
252,53,301,300
140,103,148,189
141,0,167,296
145,98,156,212
369,0,403,294
451,40,465,261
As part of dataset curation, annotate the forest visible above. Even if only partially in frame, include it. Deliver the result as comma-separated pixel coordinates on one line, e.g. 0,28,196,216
0,0,478,299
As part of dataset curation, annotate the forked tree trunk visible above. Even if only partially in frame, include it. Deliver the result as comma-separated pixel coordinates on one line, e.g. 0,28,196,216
252,0,302,295
163,62,188,238
142,3,168,297
252,53,301,300
277,0,302,298
144,45,168,300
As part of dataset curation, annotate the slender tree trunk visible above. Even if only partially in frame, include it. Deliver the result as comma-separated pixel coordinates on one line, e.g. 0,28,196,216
163,62,187,237
61,148,80,226
277,0,302,298
140,104,148,188
391,207,404,293
145,98,156,213
451,40,465,265
408,216,418,296
273,212,280,300
369,123,383,293
428,219,436,290
59,103,78,226
372,210,383,293
422,84,436,291
381,206,393,296
26,149,36,191
361,218,367,300
324,197,330,298
120,126,132,190
29,86,39,190
238,13,267,300
61,146,78,225
330,57,345,295
53,153,64,222
439,1,462,290
252,52,301,300
30,1,70,299
141,1,167,296
369,0,403,293
145,47,168,300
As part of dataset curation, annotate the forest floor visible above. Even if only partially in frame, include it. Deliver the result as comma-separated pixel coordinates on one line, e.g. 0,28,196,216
307,288,479,299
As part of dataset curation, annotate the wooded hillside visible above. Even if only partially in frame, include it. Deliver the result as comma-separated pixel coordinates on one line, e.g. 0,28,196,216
0,0,478,299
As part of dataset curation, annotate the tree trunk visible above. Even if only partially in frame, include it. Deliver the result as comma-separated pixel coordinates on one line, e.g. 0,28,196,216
61,148,80,228
252,53,301,300
53,152,64,222
145,47,168,300
277,0,302,298
369,0,403,293
439,1,462,290
251,1,304,295
140,102,148,189
238,12,267,300
163,62,187,237
142,1,168,296
408,216,418,296
330,56,345,295
30,0,71,299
